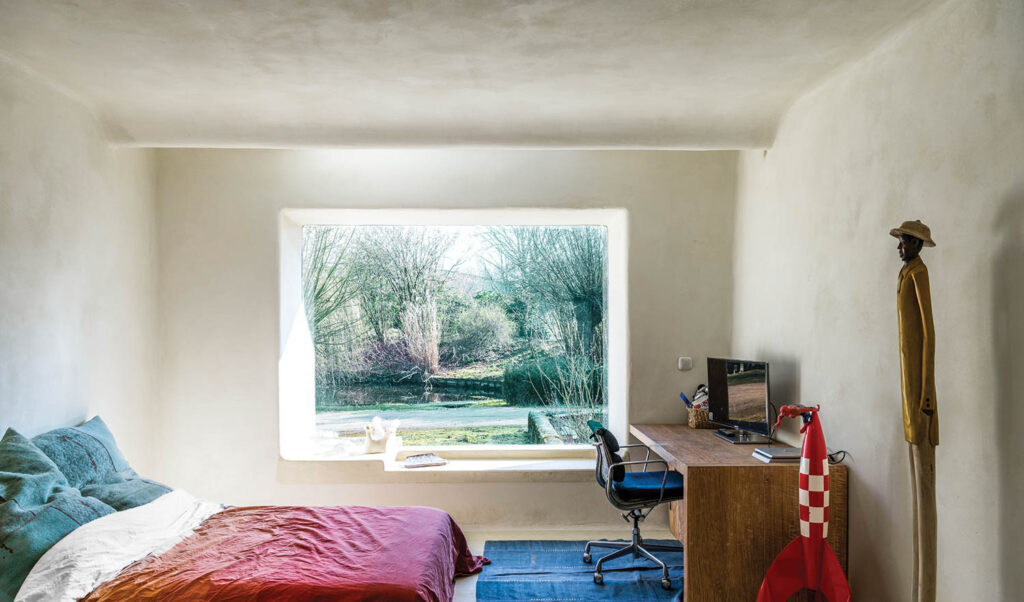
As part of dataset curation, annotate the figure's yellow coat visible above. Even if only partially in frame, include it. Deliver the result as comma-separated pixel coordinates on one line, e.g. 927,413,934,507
897,256,938,445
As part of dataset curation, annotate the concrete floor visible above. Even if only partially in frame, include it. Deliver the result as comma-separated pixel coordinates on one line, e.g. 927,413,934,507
453,526,675,602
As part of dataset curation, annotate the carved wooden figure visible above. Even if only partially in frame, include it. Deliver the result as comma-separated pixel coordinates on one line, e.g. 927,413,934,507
892,219,938,602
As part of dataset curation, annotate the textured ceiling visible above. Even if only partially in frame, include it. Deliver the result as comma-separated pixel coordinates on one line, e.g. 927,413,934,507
0,0,937,148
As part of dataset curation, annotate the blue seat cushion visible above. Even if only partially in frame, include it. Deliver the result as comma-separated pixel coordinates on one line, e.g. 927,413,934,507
612,470,685,503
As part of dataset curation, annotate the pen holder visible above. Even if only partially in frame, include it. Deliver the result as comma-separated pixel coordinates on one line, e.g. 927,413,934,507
687,407,715,429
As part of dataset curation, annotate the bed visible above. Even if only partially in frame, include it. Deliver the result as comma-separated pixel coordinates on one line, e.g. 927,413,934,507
0,418,486,602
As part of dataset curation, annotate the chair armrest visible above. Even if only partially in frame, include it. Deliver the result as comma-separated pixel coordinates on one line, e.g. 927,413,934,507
617,444,653,471
605,459,674,505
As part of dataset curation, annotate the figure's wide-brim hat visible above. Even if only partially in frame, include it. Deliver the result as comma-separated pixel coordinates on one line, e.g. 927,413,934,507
889,220,936,247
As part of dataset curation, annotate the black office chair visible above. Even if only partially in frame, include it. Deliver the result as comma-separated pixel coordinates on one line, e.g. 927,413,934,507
585,420,685,589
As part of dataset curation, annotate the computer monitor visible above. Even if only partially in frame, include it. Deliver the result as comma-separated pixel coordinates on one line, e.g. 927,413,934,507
707,357,771,443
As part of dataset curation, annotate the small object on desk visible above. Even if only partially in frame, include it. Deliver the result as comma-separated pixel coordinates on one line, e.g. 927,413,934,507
688,407,715,429
752,447,801,463
714,427,770,444
692,384,710,410
680,392,693,408
404,453,448,468
687,384,715,429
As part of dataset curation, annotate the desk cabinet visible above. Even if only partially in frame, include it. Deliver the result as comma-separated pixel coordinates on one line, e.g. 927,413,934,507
631,425,848,602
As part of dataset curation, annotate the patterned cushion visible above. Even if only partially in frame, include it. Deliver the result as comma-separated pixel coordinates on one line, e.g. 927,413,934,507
0,429,67,507
31,417,171,511
0,430,115,602
81,478,173,512
31,417,133,488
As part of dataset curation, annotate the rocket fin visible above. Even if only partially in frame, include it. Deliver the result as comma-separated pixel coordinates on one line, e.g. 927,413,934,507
817,542,851,602
756,538,805,602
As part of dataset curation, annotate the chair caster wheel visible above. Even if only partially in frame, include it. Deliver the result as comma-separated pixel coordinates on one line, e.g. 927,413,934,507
661,578,672,590
594,573,603,585
582,553,592,563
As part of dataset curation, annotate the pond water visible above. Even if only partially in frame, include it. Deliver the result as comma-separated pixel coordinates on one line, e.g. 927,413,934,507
317,384,500,409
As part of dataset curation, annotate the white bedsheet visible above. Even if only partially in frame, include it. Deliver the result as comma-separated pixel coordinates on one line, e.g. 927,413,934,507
15,489,223,602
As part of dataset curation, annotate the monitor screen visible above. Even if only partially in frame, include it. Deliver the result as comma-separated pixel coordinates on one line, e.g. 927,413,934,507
707,358,770,436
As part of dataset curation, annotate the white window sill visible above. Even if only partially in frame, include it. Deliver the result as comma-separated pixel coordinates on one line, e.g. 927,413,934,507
282,440,596,474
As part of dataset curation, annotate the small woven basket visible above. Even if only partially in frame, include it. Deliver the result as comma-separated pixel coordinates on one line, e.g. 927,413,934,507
688,407,715,429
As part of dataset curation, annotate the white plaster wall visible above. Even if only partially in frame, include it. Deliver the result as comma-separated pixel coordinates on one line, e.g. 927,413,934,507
153,148,737,526
0,58,158,471
731,0,1024,599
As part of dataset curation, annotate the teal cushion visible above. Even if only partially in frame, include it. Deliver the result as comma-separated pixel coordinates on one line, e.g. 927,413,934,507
31,416,133,488
0,429,116,602
0,429,67,506
32,417,171,511
81,478,172,512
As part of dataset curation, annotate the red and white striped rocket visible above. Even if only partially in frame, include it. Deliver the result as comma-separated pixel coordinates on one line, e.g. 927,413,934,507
756,405,851,602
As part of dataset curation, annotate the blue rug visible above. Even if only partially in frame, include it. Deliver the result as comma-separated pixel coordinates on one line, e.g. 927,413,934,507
476,540,683,602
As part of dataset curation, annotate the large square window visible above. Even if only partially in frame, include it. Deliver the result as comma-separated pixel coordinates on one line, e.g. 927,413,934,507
279,210,627,458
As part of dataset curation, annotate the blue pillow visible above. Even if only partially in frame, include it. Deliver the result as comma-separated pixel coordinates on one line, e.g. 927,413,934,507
0,429,116,602
81,478,173,512
31,417,132,488
0,429,67,506
31,417,171,510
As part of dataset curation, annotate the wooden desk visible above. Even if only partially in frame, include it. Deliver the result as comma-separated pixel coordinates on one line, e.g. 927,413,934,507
631,424,848,602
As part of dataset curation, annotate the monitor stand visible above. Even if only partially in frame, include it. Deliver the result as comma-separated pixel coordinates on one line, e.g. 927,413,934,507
713,428,770,445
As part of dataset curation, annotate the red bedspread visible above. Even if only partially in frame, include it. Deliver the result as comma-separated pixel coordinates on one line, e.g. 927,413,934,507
81,505,488,602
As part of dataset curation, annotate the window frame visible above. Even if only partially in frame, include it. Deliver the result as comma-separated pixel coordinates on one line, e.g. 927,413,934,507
278,208,628,461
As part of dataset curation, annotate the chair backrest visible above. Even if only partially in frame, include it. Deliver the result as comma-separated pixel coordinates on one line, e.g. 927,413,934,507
588,422,625,485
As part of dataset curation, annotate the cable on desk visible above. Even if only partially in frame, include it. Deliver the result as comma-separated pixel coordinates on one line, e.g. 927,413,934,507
767,401,780,443
827,449,849,465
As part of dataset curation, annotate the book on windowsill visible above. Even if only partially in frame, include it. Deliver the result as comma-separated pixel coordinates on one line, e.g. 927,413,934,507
404,453,448,469
752,447,802,463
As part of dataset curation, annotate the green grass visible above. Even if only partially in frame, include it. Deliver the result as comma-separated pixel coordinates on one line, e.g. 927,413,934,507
726,369,767,385
436,344,538,380
437,363,504,380
457,398,507,408
317,401,426,412
401,425,530,445
338,425,529,445
317,398,509,413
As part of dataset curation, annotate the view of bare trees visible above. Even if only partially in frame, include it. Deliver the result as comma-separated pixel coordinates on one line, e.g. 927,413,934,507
302,227,360,344
483,227,606,359
402,297,441,374
302,224,608,445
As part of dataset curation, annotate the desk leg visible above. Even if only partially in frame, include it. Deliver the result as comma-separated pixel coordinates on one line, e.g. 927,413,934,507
668,499,684,541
